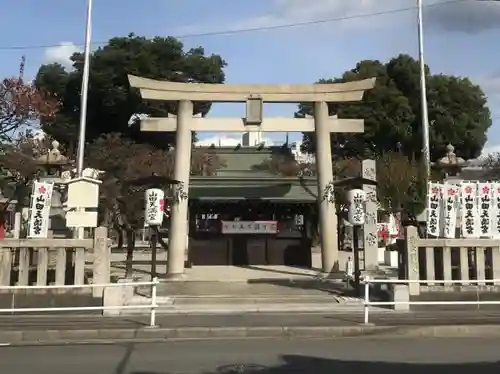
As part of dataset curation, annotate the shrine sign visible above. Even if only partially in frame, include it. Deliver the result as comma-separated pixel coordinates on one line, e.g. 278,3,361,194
221,221,278,234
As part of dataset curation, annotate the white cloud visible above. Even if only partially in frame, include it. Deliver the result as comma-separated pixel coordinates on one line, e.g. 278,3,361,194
427,0,500,33
474,73,500,119
480,74,500,100
195,133,275,147
44,42,82,69
178,0,500,35
482,144,500,154
176,0,403,35
195,134,241,147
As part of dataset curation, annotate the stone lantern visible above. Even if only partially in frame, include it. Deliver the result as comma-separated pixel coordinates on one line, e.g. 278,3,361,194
35,140,72,235
35,140,70,179
433,144,469,184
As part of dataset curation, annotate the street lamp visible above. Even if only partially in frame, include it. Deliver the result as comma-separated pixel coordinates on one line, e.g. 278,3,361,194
130,174,180,280
334,177,378,296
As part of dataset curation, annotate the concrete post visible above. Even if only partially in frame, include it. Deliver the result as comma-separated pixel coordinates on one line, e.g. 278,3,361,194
13,212,21,239
18,247,29,286
405,226,420,296
313,101,339,273
55,246,66,287
93,226,110,297
492,246,500,285
2,212,22,286
36,231,50,286
362,159,378,270
167,100,193,278
0,246,12,286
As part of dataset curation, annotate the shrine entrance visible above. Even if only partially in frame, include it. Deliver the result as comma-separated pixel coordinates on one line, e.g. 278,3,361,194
188,200,313,267
129,74,375,277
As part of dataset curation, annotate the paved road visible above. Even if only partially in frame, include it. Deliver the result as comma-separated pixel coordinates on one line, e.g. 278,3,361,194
2,310,500,331
1,337,500,373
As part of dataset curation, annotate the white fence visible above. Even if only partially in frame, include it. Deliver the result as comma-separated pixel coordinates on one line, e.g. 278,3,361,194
402,226,500,295
0,278,160,327
0,227,110,289
363,277,500,325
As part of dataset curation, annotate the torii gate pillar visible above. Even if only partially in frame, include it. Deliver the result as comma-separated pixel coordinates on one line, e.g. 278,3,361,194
314,101,338,272
167,100,193,277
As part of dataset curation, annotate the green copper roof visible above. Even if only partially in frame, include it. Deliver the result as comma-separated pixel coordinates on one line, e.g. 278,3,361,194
197,145,276,177
188,146,317,202
189,176,317,202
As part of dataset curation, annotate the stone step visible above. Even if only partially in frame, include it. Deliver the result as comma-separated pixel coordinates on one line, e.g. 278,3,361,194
129,294,341,306
171,295,339,305
122,302,390,315
148,279,348,297
333,296,365,304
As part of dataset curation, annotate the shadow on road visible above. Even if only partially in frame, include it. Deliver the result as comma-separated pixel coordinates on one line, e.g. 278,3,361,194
115,343,135,374
130,354,500,374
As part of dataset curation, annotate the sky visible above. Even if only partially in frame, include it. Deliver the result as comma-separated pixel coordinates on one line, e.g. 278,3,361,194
1,0,500,155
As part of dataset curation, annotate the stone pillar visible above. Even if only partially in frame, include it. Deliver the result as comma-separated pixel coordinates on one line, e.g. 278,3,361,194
313,101,339,273
93,226,110,297
167,100,193,278
362,159,378,270
0,246,12,286
13,212,21,239
404,226,420,296
36,231,50,286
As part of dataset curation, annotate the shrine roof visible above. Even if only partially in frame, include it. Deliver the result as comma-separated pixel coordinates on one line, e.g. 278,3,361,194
189,175,316,202
195,145,279,177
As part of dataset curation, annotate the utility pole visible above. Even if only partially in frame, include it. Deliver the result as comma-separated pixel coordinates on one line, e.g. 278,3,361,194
417,0,431,176
76,0,93,177
75,0,93,239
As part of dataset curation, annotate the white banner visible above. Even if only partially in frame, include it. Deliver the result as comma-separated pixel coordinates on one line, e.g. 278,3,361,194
442,184,459,238
492,183,500,238
426,183,442,237
460,182,479,238
28,181,54,238
477,182,493,237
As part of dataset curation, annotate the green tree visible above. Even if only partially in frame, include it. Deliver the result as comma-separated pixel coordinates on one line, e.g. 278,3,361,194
34,34,227,153
297,54,491,161
376,151,427,220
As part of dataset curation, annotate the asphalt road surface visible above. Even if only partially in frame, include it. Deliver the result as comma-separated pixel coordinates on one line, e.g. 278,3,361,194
2,338,500,374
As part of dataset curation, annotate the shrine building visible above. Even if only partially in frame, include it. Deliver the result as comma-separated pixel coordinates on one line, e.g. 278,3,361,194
183,137,318,268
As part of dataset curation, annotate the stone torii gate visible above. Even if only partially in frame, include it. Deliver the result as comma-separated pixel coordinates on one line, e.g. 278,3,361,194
128,75,375,278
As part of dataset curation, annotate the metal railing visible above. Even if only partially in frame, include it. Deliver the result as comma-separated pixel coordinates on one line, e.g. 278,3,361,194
363,277,500,325
0,278,160,327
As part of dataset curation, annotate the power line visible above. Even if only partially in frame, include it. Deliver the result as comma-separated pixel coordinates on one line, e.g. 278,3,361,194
0,0,468,51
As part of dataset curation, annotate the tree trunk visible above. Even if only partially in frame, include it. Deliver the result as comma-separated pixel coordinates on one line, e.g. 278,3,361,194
117,227,124,249
125,229,135,279
310,211,320,246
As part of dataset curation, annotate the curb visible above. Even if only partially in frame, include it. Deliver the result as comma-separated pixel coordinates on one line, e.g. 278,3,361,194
3,324,500,345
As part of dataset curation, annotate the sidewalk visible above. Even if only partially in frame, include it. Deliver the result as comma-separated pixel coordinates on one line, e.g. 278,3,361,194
2,310,500,330
2,311,500,345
